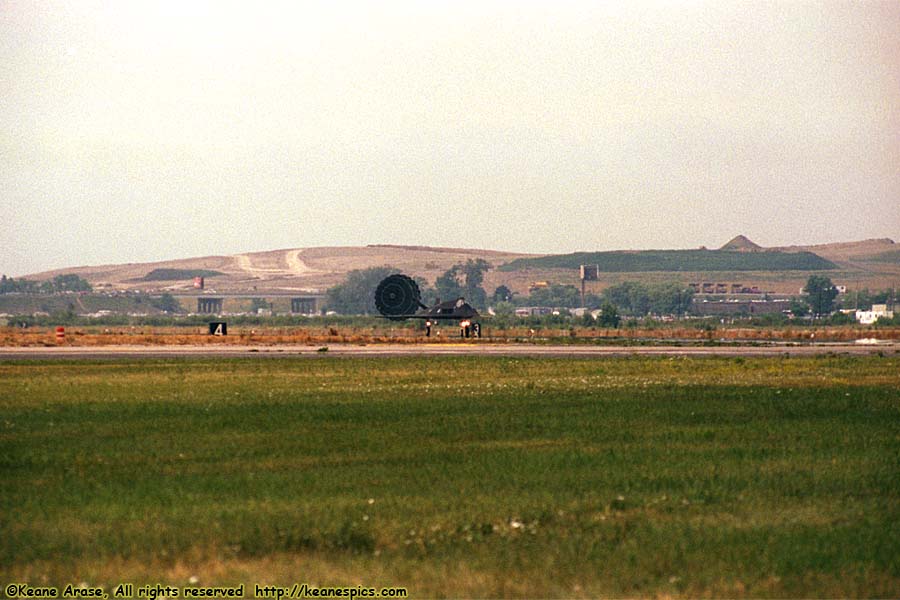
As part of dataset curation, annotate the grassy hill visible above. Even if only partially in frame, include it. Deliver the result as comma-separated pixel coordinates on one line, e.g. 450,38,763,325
859,250,900,264
10,238,896,299
136,268,225,281
499,249,838,272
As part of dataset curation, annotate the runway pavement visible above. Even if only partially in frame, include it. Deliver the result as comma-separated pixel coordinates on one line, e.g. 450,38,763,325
0,341,897,360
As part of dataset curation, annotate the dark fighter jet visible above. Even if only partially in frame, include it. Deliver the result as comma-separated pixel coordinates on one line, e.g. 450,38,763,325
374,273,481,336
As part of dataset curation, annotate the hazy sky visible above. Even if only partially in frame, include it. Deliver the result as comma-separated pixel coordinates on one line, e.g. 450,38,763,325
2,1,899,276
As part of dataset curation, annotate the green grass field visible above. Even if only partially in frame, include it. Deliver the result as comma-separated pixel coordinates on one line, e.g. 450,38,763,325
2,356,898,597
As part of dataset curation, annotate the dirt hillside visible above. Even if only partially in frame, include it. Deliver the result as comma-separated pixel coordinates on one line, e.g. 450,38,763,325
26,246,536,294
21,238,899,297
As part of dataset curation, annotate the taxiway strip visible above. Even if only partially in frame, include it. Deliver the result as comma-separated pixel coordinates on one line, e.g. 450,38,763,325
0,342,896,360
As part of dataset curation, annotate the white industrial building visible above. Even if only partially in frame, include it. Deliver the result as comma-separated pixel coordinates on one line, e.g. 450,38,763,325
855,304,894,325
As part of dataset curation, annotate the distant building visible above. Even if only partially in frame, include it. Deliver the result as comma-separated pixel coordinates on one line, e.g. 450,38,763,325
690,282,766,295
856,304,894,325
515,306,553,317
691,298,790,316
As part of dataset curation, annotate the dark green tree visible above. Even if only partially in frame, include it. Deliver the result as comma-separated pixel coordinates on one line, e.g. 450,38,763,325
527,284,581,308
0,275,35,294
52,274,92,292
462,259,491,310
789,299,809,318
648,282,694,316
845,287,891,311
603,281,650,315
1,276,43,294
326,266,398,315
492,285,513,304
3,274,91,294
583,293,604,310
414,276,439,307
829,312,854,325
436,259,492,310
493,301,515,317
597,301,621,327
602,281,692,316
491,301,516,328
152,293,183,313
804,275,838,317
435,266,464,303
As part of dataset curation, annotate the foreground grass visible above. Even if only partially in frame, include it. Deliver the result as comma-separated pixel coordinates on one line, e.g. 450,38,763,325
1,356,898,597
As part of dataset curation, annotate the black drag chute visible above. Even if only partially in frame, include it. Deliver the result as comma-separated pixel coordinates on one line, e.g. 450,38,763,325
374,274,426,321
373,273,480,322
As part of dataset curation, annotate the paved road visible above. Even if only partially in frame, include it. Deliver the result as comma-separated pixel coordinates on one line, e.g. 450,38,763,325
1,342,896,360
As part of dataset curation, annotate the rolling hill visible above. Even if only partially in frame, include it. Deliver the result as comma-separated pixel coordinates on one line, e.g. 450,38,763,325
21,246,535,294
12,237,899,298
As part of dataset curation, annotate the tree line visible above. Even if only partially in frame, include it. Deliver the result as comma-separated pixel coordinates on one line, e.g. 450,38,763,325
326,260,493,315
0,274,92,294
324,263,695,319
323,264,896,324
